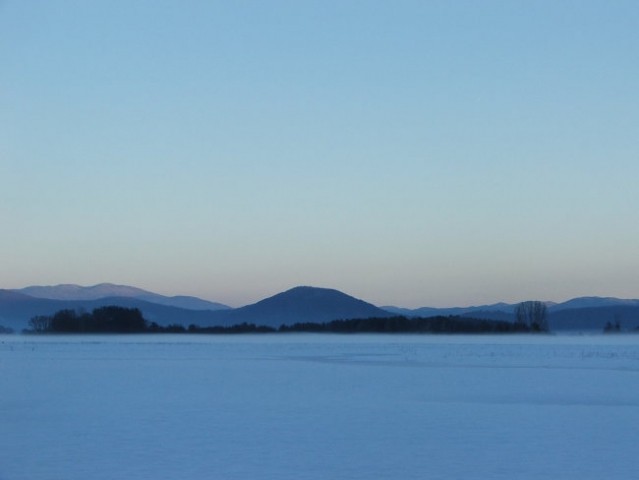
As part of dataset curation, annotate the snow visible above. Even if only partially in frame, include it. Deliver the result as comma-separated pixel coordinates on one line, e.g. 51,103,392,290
2,334,639,479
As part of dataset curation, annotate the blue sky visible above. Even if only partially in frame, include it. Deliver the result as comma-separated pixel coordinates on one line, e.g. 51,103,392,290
1,1,638,307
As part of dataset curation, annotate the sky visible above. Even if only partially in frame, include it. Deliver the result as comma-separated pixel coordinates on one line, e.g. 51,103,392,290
1,1,638,308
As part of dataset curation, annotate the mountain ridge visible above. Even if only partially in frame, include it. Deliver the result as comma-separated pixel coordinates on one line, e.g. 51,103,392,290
383,296,639,316
2,284,639,332
14,283,230,311
0,285,394,331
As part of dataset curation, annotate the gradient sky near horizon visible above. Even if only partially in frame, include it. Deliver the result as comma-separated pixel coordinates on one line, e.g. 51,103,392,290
1,1,638,308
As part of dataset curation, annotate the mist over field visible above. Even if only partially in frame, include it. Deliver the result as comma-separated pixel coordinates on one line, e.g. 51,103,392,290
2,334,638,479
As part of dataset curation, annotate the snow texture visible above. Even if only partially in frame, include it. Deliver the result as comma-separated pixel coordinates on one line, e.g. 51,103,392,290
2,334,639,479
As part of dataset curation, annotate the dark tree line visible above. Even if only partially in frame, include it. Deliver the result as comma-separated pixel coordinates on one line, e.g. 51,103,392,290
28,308,544,335
29,307,147,333
166,315,531,334
186,323,276,334
279,315,532,334
146,322,276,334
27,308,278,334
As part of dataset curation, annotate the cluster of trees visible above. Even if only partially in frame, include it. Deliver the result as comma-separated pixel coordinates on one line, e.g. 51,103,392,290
153,323,276,334
28,304,551,335
28,307,147,333
603,320,622,333
152,315,535,334
279,315,532,334
514,301,549,332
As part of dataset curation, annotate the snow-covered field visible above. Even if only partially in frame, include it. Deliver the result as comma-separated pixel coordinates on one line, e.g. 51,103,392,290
2,334,639,479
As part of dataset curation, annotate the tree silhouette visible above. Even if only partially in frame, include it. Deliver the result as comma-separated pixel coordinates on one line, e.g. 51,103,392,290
28,306,147,333
515,301,548,332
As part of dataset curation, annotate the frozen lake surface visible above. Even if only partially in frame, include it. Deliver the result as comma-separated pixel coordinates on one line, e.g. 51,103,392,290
2,334,639,479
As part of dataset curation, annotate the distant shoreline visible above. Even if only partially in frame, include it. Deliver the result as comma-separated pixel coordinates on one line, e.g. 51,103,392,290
23,306,542,335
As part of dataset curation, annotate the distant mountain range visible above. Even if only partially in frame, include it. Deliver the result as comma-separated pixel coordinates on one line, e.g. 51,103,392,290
1,283,639,332
382,303,515,319
0,284,391,331
383,297,639,316
384,297,639,330
16,283,230,311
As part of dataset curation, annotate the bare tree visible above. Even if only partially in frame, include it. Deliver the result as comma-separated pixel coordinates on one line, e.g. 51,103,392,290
515,301,548,332
28,315,51,333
